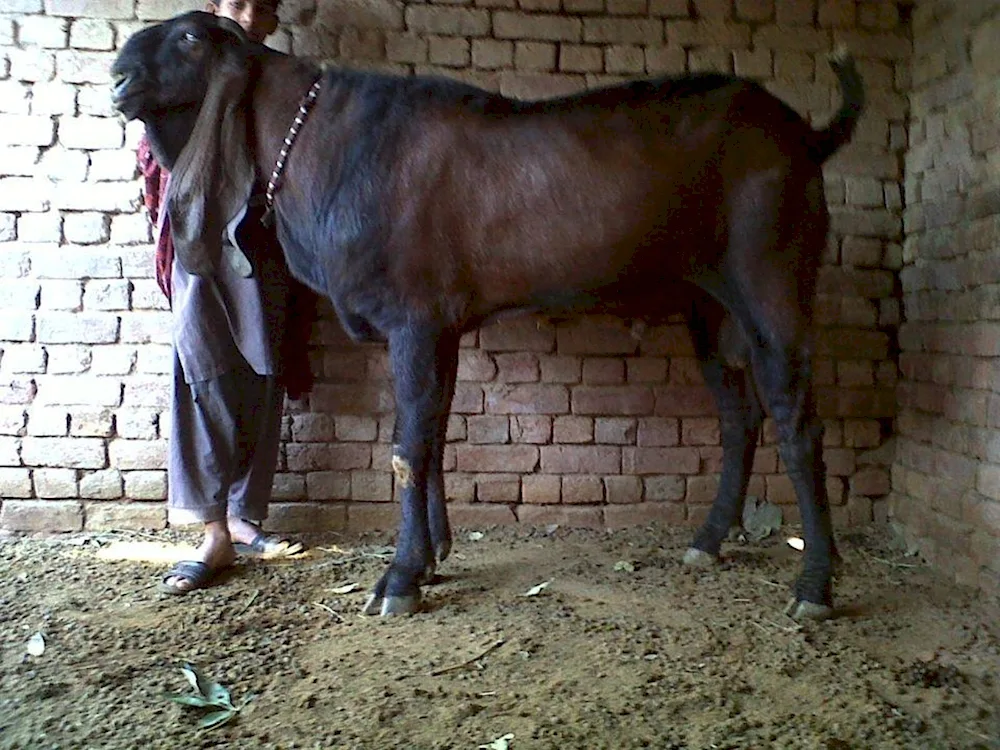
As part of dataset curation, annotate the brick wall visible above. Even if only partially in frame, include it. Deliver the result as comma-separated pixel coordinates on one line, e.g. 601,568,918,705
0,0,907,537
891,0,1000,595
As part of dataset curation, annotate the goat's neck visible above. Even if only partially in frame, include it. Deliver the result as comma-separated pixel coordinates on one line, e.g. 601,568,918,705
249,57,326,181
142,106,200,171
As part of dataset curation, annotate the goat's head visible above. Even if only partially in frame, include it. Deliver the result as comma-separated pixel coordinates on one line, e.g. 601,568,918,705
112,11,255,276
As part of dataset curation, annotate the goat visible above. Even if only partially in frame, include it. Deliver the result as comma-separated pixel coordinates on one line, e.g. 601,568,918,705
112,11,864,620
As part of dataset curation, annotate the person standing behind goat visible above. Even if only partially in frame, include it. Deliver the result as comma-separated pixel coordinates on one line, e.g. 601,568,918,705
138,0,318,594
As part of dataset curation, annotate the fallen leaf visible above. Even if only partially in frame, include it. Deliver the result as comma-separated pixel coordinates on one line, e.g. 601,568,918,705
613,560,636,573
330,583,359,595
522,581,550,597
26,632,45,657
468,531,485,542
479,732,515,750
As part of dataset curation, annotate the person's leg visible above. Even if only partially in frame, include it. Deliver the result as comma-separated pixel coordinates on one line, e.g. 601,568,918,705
163,354,248,591
221,370,298,552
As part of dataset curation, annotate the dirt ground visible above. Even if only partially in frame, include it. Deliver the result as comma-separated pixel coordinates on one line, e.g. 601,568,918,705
0,522,998,750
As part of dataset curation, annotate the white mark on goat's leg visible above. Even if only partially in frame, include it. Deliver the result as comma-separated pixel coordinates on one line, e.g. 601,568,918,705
392,455,414,488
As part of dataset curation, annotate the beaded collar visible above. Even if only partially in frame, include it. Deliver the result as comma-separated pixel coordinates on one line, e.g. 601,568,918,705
261,76,322,226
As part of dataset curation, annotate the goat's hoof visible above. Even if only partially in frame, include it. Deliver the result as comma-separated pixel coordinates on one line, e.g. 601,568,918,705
784,598,833,622
361,593,421,616
682,547,719,568
435,539,452,563
416,562,436,586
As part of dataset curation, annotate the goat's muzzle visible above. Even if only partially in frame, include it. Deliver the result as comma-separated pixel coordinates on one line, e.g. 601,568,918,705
110,73,143,119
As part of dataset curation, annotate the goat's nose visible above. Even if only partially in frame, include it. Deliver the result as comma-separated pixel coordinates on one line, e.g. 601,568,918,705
112,74,132,99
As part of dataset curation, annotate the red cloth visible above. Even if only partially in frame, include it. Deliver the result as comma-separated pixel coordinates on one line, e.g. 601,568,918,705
136,133,317,398
137,135,174,301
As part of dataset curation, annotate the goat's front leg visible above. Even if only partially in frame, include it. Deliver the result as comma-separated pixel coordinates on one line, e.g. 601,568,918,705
363,325,457,616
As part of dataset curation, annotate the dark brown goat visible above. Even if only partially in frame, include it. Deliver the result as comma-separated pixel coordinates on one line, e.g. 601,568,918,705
112,11,864,619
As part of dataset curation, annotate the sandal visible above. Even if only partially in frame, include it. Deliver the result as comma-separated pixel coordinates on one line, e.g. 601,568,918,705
233,531,306,559
159,560,230,596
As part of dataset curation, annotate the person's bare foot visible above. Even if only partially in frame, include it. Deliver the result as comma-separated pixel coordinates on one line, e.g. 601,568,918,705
161,521,236,594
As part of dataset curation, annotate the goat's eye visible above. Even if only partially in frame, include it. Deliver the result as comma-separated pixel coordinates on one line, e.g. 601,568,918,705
182,31,200,44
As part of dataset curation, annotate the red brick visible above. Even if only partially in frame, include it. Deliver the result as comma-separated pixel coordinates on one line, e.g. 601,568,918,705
594,417,636,445
541,445,621,473
644,475,686,501
553,415,594,443
818,0,855,28
346,502,398,533
495,352,540,382
753,446,779,473
572,385,654,415
522,474,561,504
335,416,379,442
623,447,700,474
637,417,679,446
557,316,638,355
700,446,723,473
682,417,720,446
638,324,695,356
310,384,393,415
694,0,732,20
84,501,165,531
667,20,751,46
539,355,582,383
452,383,485,414
306,471,351,501
351,470,393,502
850,467,890,496
510,415,552,444
457,350,497,381
735,0,773,22
448,503,518,527
604,475,642,504
626,357,667,383
605,502,685,528
0,499,82,531
766,474,797,504
476,474,521,503
669,358,705,384
265,503,347,533
480,317,555,351
582,357,625,385
775,0,815,25
285,443,371,472
517,504,604,528
456,445,538,472
823,448,856,476
654,386,717,416
494,12,582,42
444,473,476,503
650,0,690,17
686,475,719,504
827,476,846,506
485,384,569,414
467,415,510,444
562,475,603,504
844,419,881,448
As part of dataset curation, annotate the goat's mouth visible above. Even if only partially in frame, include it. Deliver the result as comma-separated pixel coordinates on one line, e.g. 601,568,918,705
110,74,144,119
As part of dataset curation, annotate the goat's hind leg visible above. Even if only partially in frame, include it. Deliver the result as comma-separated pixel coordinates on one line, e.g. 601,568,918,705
422,334,458,580
683,297,762,569
363,326,459,616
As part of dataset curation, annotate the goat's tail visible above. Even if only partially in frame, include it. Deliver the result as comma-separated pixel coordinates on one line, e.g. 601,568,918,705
807,48,865,164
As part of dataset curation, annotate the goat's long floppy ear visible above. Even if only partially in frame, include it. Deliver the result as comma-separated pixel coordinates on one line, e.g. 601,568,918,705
166,52,253,276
